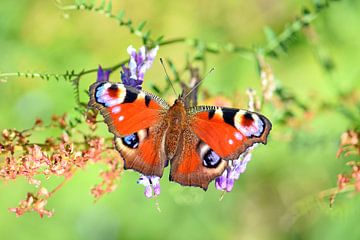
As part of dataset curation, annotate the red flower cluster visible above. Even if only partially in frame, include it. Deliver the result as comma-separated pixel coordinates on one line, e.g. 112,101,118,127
0,113,123,217
330,130,360,206
8,189,53,218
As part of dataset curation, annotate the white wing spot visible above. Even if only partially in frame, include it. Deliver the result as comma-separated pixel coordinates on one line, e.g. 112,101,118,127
234,132,243,141
228,139,234,145
118,116,125,121
112,106,121,113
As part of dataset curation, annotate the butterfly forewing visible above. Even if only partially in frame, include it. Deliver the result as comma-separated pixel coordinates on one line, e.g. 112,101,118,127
89,82,169,136
189,106,272,160
88,82,169,176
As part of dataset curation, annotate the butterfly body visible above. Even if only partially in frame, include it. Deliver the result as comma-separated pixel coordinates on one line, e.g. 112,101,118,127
163,99,187,160
89,81,272,190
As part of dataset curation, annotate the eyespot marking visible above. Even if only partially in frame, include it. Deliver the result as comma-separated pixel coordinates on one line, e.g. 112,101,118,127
198,141,222,168
94,83,126,107
121,133,139,149
241,112,254,127
108,84,119,98
202,149,222,168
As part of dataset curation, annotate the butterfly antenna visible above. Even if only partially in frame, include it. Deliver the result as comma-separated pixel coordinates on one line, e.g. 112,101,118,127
183,67,215,100
160,58,177,96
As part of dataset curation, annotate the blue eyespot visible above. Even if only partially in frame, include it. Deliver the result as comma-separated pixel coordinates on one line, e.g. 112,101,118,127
121,133,139,149
202,149,221,168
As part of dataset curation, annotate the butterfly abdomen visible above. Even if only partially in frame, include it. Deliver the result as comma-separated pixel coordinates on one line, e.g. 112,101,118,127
164,100,187,159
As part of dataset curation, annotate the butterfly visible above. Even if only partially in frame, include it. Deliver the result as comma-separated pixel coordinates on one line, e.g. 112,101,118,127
88,81,272,190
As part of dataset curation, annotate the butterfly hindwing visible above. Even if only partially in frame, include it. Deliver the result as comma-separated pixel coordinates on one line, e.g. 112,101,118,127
89,82,169,176
114,122,167,176
169,127,228,190
189,106,272,160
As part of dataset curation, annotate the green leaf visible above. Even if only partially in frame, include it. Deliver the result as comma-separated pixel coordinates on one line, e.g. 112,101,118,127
88,0,96,9
302,7,311,15
106,0,112,14
264,26,277,45
194,53,204,61
143,30,151,40
206,43,220,53
96,0,106,11
116,10,125,21
154,35,164,44
137,21,147,31
166,59,180,81
151,84,162,95
337,106,358,123
291,19,302,32
279,40,288,52
75,0,86,6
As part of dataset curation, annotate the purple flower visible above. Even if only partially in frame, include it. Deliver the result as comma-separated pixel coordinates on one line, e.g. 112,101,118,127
121,45,159,89
215,153,253,192
97,65,111,82
137,175,161,198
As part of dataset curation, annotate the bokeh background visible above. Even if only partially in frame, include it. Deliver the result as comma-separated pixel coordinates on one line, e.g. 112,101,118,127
1,0,360,239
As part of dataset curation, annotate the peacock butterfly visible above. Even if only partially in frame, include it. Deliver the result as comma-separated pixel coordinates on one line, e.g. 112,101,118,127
88,81,272,190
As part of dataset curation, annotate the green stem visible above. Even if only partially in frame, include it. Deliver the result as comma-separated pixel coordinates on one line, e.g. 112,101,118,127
159,38,186,46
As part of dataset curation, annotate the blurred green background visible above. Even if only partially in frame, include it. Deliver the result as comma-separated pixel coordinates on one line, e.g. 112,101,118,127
1,0,360,239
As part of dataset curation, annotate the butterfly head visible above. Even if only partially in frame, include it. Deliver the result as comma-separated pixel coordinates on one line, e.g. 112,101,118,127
167,97,187,124
172,97,186,108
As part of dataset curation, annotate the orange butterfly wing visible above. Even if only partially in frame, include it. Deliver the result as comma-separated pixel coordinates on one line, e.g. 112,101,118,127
88,82,169,176
169,127,228,190
190,106,272,160
89,82,168,135
170,106,271,190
